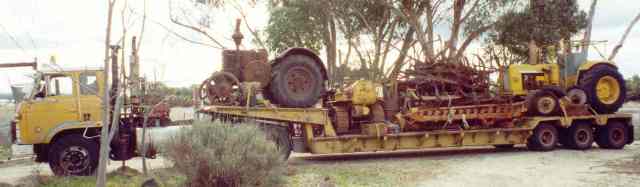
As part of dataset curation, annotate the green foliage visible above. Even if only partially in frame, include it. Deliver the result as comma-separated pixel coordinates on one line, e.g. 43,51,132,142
265,0,324,54
163,121,287,187
489,0,587,58
626,74,640,100
144,82,196,107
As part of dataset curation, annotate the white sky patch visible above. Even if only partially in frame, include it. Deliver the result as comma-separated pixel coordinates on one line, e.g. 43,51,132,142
0,0,639,94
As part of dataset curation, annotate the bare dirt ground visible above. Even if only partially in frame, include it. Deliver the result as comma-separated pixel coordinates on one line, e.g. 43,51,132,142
288,144,640,187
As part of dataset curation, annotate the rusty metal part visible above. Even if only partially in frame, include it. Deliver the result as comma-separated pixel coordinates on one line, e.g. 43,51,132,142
400,61,495,108
331,104,350,134
242,60,272,88
232,19,244,50
222,49,269,82
0,61,37,69
404,102,527,129
199,72,242,106
284,66,315,100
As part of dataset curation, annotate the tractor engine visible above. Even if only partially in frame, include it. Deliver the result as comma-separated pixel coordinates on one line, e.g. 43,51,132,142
198,19,327,108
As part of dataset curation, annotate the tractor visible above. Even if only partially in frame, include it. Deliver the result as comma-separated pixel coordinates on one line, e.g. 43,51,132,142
197,19,328,108
502,41,626,116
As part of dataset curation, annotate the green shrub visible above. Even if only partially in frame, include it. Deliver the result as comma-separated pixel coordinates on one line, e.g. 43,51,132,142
163,121,286,187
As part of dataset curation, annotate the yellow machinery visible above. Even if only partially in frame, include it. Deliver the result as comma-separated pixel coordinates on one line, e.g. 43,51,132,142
198,77,634,158
502,47,626,116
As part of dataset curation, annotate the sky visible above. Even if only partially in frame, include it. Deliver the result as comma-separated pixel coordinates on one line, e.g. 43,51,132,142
0,0,639,94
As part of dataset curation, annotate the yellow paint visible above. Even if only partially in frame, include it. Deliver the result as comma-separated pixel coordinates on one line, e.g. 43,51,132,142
350,80,378,105
506,63,560,96
596,76,621,104
17,70,104,144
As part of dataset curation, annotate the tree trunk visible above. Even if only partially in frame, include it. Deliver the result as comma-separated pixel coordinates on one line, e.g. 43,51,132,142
97,1,115,186
447,0,465,61
388,27,415,80
609,11,640,61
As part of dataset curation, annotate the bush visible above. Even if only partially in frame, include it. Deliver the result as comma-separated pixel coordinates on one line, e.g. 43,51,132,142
164,121,286,187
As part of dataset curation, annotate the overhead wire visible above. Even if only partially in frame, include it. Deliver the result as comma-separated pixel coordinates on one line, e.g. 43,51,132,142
0,23,29,56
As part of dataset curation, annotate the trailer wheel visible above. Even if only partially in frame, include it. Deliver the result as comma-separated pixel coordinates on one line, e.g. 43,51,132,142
595,121,628,149
527,123,558,151
526,89,561,116
579,65,626,114
269,54,324,107
48,134,99,176
566,122,594,150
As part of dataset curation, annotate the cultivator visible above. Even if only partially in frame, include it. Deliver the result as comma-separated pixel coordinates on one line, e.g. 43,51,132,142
398,60,496,108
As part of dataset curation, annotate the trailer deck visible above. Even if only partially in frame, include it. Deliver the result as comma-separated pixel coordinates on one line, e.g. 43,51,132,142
199,105,634,155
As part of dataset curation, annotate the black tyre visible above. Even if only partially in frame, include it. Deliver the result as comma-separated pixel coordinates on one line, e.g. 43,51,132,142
48,134,99,176
595,121,629,149
526,89,561,116
269,54,324,108
566,122,594,150
579,65,626,114
527,123,559,151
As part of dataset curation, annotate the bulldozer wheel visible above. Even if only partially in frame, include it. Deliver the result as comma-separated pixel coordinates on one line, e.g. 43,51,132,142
48,134,99,176
595,121,629,149
566,122,594,150
527,123,558,151
526,89,561,116
269,54,324,107
579,65,626,114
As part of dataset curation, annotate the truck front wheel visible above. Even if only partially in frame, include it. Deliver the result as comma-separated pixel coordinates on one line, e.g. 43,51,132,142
48,134,99,176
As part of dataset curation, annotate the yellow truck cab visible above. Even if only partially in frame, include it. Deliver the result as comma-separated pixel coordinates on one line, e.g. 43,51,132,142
10,68,138,176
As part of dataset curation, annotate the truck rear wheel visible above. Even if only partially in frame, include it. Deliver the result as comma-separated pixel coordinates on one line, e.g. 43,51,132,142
579,65,626,114
527,123,558,151
269,54,324,108
595,121,629,149
48,134,99,176
566,122,594,150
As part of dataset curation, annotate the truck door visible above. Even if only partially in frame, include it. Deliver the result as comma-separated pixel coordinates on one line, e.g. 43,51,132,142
77,72,102,123
20,73,80,144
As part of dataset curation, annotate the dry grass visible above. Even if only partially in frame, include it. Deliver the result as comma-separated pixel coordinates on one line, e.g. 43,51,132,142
14,167,185,187
286,155,444,187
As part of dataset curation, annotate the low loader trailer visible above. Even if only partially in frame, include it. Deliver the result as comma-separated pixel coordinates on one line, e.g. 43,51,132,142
199,104,634,158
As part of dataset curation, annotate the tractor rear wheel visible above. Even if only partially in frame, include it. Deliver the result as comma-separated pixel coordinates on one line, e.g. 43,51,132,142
269,54,324,107
579,65,626,114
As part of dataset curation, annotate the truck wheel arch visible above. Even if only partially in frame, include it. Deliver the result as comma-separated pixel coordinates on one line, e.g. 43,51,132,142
45,122,101,144
273,48,328,81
